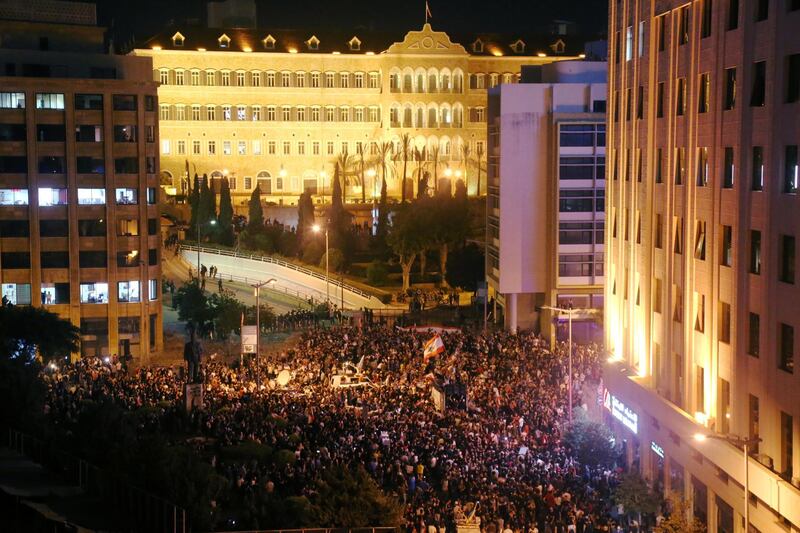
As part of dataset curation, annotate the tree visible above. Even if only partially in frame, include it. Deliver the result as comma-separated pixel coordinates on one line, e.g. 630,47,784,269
309,465,403,527
188,174,200,237
613,471,662,528
217,177,235,246
328,156,353,259
399,133,412,203
320,248,345,273
429,143,441,194
655,493,706,533
248,185,264,232
454,178,468,201
375,141,394,247
460,142,472,196
427,196,469,286
414,146,427,199
173,280,216,336
562,411,618,468
475,141,485,197
366,260,389,286
356,142,368,203
445,242,485,292
209,292,246,340
297,189,316,249
197,174,216,237
388,203,428,291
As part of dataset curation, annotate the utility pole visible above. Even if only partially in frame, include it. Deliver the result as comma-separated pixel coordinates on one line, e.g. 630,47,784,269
251,278,276,388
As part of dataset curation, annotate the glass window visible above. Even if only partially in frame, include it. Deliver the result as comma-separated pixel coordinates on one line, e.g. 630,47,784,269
0,189,29,205
40,219,67,237
779,323,794,373
113,125,137,142
0,92,25,109
147,188,157,204
40,251,69,268
40,282,69,305
78,218,106,236
38,187,68,206
115,188,138,205
2,283,32,305
117,280,141,302
79,251,106,268
76,156,104,174
114,157,138,174
75,125,102,143
79,282,109,304
38,156,65,174
784,145,798,194
751,61,766,107
77,188,105,205
118,218,138,236
36,93,64,109
1,252,30,268
149,279,158,301
0,219,29,237
112,95,137,111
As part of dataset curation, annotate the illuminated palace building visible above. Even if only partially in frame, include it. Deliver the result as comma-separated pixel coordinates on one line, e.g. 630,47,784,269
605,0,799,531
0,0,163,359
133,24,585,202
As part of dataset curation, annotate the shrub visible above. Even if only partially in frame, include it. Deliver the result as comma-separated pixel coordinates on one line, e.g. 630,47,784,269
366,260,389,286
274,449,297,468
320,248,345,273
301,240,325,265
220,441,274,463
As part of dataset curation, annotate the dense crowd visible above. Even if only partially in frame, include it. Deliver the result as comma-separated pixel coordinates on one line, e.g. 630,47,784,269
42,327,623,532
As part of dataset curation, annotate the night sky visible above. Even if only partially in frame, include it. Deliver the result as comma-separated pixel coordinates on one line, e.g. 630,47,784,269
90,0,608,47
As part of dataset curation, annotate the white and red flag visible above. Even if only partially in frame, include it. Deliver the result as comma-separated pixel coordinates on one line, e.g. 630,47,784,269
423,334,445,361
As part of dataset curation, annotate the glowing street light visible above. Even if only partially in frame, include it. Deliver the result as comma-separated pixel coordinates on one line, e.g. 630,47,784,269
312,224,329,304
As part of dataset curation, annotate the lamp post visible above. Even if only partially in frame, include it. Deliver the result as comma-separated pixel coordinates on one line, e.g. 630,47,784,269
694,432,761,532
196,219,216,279
251,278,276,388
319,169,327,205
312,224,329,304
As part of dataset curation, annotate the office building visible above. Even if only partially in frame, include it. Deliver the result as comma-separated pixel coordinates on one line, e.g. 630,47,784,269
605,0,800,531
132,24,585,204
487,61,607,340
0,0,163,360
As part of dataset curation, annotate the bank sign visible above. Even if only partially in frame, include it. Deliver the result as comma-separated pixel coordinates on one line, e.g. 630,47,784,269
603,388,639,434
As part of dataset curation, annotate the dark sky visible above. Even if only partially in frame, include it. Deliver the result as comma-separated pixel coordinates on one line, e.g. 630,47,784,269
91,0,608,45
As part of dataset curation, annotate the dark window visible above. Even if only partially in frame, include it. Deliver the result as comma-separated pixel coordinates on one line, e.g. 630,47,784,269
626,88,632,120
756,0,769,21
145,95,155,112
559,189,596,212
37,156,65,174
113,125,137,143
148,248,158,266
679,6,690,44
657,15,666,51
752,146,764,191
748,313,760,356
614,30,621,63
559,156,595,179
675,148,686,185
721,225,733,266
146,156,156,174
724,68,737,109
114,157,138,174
117,250,140,267
40,251,69,268
559,124,597,147
36,124,64,142
637,85,644,119
39,37,49,51
698,73,710,113
750,61,766,107
723,147,735,188
781,412,793,480
112,95,137,111
788,54,800,103
655,213,663,249
78,219,106,237
1,252,30,268
750,230,762,274
79,250,107,268
728,0,739,29
149,314,157,348
780,235,796,284
785,145,798,193
76,156,104,174
0,156,26,173
0,219,29,236
592,99,606,113
697,147,709,186
701,0,713,38
0,123,26,141
779,323,794,373
75,124,102,142
749,395,760,452
676,78,686,116
147,188,157,204
41,282,69,304
719,301,731,343
559,222,595,244
655,148,663,183
147,218,158,235
75,94,102,110
40,219,68,237
657,82,664,117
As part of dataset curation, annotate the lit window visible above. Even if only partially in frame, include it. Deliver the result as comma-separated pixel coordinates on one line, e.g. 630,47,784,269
172,32,185,46
115,188,138,205
0,92,25,109
36,93,64,109
253,140,261,155
38,187,67,206
118,281,141,303
218,34,230,48
161,139,170,154
223,141,232,155
80,283,109,304
77,188,105,205
238,141,246,155
0,189,29,205
2,283,32,305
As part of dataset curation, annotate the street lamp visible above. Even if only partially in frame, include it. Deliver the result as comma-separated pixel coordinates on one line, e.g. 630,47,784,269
540,303,599,425
694,432,761,531
312,224,329,304
251,278,276,387
196,219,216,279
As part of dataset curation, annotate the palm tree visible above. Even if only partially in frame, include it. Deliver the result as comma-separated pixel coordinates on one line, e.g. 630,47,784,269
335,150,355,205
460,142,472,197
414,146,427,199
475,141,486,197
376,141,394,194
356,142,368,203
429,143,441,194
399,133,412,203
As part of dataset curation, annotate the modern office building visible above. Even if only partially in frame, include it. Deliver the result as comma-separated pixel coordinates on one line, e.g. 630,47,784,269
132,24,586,204
0,0,163,360
486,61,607,340
605,0,800,531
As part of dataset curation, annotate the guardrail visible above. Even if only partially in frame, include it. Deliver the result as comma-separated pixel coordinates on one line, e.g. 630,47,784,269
182,244,374,300
209,528,398,533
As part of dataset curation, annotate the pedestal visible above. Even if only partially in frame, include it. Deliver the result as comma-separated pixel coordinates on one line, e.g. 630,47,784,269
184,383,204,411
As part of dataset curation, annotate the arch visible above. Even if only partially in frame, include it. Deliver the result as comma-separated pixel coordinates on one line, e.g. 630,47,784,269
401,67,414,92
452,103,464,127
413,135,427,151
439,102,452,127
426,67,439,93
427,102,439,128
257,170,272,194
440,135,452,157
414,103,425,128
390,103,402,126
439,67,452,92
402,103,414,128
452,68,465,92
414,67,426,93
426,136,439,156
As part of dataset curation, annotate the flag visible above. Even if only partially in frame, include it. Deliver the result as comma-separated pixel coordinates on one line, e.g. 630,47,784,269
425,1,432,22
423,334,445,361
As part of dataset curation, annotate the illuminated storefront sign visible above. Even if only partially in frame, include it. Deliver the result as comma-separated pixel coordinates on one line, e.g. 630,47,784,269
603,388,639,434
651,441,664,458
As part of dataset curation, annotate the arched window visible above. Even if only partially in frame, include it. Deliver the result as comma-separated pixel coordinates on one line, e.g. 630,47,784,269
306,36,320,50
428,106,438,128
510,39,526,54
472,39,484,53
256,170,272,194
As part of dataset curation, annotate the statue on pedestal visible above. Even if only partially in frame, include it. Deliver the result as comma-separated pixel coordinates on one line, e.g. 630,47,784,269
183,324,203,384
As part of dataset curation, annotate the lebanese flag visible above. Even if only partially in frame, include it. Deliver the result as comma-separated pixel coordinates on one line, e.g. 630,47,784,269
423,334,445,361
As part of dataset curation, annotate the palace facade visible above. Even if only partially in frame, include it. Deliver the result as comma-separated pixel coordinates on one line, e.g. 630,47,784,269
133,24,583,204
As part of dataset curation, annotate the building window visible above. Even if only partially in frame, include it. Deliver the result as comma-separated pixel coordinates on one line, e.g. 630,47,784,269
719,301,731,343
161,139,170,154
654,213,663,248
674,216,684,254
756,0,769,21
701,0,713,38
253,140,261,155
0,92,25,108
175,70,184,85
723,147,735,188
673,285,683,323
296,72,306,87
76,188,105,205
208,141,216,155
752,146,764,191
780,323,794,373
238,141,246,155
192,105,201,120
724,67,736,110
191,70,200,86
252,106,261,120
159,69,169,84
207,105,216,121
675,147,686,185
655,148,663,183
369,72,379,88
697,147,709,186
38,187,68,206
679,5,690,44
268,141,276,154
40,282,69,304
298,141,305,155
206,71,216,85
297,107,306,121
237,106,246,120
311,72,320,88
79,282,108,304
656,15,666,51
748,312,760,356
721,225,733,266
283,141,290,155
115,188,137,205
117,281,140,303
784,145,799,193
244,177,252,190
694,220,707,260
781,412,794,480
236,71,245,86
177,140,186,155
676,78,686,115
625,26,633,61
266,72,275,87
728,0,739,29
36,93,65,109
750,230,762,274
751,61,766,107
340,73,350,88
222,71,231,86
780,235,796,284
698,73,710,113
281,72,291,87
695,293,706,332
223,141,231,155
325,72,335,88
2,283,32,305
222,105,231,120
192,140,201,155
749,395,760,452
266,106,275,121
354,72,364,88
788,54,800,103
282,106,291,121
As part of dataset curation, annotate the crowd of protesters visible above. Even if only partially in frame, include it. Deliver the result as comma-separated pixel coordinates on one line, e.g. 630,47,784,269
42,326,626,532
